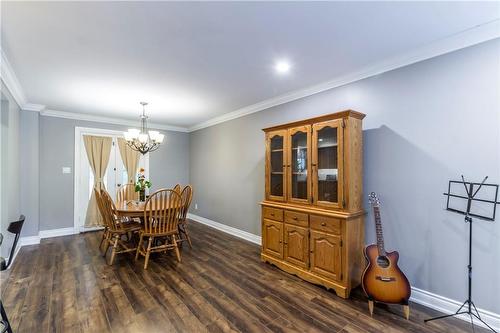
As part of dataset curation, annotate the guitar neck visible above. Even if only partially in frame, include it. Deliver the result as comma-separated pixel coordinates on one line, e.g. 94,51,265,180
373,206,386,256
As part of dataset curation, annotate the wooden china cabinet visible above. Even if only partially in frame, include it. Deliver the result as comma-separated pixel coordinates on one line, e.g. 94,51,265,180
261,110,365,298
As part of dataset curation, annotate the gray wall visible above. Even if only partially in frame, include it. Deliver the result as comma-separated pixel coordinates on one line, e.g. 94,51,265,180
37,115,189,231
1,82,21,257
19,111,40,237
189,39,500,313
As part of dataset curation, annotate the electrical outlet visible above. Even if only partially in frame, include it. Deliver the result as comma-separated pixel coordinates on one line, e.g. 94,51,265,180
195,203,198,210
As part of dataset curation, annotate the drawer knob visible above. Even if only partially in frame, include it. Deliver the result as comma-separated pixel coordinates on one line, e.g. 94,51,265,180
293,217,298,220
321,222,326,226
270,213,275,216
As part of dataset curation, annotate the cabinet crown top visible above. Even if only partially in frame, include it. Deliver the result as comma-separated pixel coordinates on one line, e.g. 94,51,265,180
262,109,365,132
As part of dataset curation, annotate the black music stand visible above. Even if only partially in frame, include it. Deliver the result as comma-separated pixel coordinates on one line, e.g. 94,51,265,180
424,176,499,332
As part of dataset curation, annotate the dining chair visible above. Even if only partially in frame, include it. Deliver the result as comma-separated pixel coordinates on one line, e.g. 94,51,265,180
0,223,18,333
0,215,25,271
135,189,183,269
177,185,193,248
94,188,110,255
173,184,181,193
100,189,142,265
116,183,141,223
116,183,139,203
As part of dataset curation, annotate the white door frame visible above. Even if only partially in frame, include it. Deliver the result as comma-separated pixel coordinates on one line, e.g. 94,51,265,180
73,126,149,233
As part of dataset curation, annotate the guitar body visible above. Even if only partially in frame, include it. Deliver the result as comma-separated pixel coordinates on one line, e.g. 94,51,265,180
362,244,411,304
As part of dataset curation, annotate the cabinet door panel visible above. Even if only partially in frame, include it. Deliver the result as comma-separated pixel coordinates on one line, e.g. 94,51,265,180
266,130,287,201
312,120,343,209
287,125,311,204
284,224,309,268
310,231,342,281
262,219,283,259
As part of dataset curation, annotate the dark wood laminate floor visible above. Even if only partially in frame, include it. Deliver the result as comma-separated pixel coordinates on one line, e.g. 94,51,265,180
0,220,488,333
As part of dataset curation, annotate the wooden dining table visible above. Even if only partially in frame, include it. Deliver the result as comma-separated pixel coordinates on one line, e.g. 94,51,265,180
115,200,148,218
115,199,182,219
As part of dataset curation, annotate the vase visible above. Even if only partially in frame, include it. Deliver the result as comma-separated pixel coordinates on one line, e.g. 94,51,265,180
139,189,146,201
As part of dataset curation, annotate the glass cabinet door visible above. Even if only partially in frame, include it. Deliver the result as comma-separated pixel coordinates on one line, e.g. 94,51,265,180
312,120,343,208
288,125,311,203
266,130,287,201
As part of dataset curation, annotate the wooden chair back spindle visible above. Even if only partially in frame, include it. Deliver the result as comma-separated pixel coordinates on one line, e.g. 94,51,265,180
179,185,193,222
100,189,123,232
143,189,182,236
116,183,138,202
94,188,106,219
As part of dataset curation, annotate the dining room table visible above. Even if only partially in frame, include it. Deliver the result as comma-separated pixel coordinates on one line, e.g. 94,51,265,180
115,200,149,219
115,198,183,220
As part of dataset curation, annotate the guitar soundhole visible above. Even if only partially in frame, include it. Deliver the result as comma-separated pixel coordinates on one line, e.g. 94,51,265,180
376,256,390,268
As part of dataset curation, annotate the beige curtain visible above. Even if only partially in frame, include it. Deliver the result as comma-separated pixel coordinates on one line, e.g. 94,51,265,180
117,138,140,183
83,135,112,227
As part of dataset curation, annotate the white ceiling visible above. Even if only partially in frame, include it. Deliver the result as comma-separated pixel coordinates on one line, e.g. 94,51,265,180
2,1,499,130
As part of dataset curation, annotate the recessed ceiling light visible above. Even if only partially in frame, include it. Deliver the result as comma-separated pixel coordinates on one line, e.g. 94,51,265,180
274,60,291,74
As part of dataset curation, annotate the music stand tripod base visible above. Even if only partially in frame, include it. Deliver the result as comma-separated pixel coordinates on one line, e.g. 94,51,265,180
425,176,499,333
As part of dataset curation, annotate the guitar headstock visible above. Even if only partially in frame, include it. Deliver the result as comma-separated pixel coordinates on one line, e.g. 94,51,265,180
368,192,380,207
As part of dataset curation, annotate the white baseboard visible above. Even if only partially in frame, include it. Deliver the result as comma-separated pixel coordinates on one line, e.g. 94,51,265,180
5,226,79,270
188,213,499,331
19,235,41,246
411,287,499,331
187,213,262,245
39,227,76,239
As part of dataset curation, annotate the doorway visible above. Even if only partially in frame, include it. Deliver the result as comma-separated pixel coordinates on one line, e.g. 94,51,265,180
74,127,149,232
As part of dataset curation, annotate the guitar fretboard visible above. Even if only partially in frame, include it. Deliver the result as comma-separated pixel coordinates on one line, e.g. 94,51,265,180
373,206,386,256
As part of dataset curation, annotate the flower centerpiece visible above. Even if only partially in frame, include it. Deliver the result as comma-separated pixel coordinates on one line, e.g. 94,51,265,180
135,168,151,201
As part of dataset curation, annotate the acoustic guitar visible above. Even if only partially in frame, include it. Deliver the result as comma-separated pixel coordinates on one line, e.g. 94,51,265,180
362,192,411,319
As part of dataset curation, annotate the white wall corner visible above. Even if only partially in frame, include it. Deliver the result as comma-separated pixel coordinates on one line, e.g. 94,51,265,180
187,213,262,245
0,49,27,107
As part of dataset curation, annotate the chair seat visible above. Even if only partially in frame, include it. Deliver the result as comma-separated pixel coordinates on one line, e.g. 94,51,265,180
110,221,142,234
140,230,178,237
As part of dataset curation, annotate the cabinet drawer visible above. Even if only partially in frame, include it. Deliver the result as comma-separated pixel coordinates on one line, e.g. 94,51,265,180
262,207,283,222
310,215,341,235
284,210,308,227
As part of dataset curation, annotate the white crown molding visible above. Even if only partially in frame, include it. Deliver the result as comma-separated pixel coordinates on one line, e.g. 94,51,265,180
40,109,189,132
22,103,46,112
411,287,499,332
188,19,500,132
0,49,27,107
187,213,261,245
3,20,499,133
0,48,187,131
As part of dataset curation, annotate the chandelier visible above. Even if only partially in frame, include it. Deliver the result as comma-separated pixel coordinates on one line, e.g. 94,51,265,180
124,102,164,155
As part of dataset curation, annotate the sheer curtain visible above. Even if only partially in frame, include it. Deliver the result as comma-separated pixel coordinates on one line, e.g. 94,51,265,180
83,135,112,227
117,138,140,183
